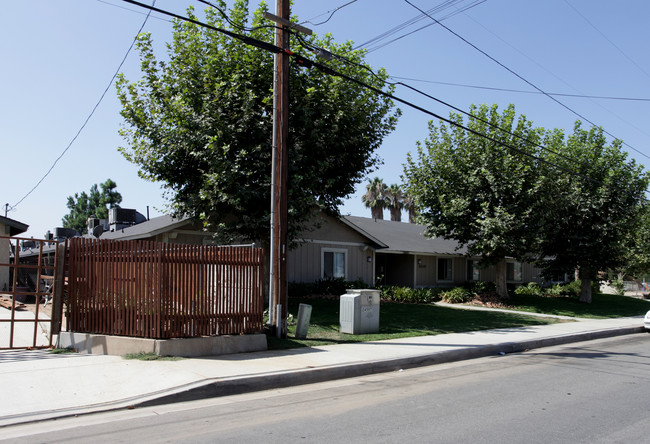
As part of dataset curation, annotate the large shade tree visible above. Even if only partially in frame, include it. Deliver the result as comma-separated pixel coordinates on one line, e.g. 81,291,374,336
403,104,547,299
536,123,650,303
116,1,399,245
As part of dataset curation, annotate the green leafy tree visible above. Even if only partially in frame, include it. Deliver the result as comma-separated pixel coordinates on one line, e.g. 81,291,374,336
116,1,399,245
623,206,650,279
62,179,122,234
536,123,650,303
361,177,388,220
403,104,547,299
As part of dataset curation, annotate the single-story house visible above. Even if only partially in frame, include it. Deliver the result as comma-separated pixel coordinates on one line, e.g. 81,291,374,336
100,213,543,289
0,216,29,292
289,215,542,288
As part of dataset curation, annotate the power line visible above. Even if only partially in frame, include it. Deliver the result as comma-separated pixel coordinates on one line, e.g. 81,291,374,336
8,1,157,212
196,0,279,33
402,0,650,162
123,0,280,54
300,0,359,26
95,0,169,22
355,0,486,53
564,0,650,80
459,7,650,150
120,1,647,196
292,34,588,171
388,76,650,102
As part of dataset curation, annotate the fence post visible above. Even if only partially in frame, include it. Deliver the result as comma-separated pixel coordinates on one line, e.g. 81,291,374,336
50,241,67,336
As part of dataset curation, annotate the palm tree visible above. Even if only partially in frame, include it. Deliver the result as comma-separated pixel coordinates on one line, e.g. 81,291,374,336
402,192,418,224
385,184,404,222
361,177,387,220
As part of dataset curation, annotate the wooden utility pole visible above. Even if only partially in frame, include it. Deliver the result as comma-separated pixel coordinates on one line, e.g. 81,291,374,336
269,0,290,338
266,3,312,338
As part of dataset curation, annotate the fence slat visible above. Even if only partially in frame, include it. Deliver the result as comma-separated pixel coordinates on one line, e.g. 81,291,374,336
65,238,264,339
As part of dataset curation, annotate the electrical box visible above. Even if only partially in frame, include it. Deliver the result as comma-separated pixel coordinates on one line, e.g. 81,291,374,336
339,289,380,335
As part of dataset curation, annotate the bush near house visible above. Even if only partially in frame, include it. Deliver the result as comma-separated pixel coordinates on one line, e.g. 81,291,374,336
514,280,601,299
289,279,603,305
440,287,474,304
289,278,367,298
379,286,443,304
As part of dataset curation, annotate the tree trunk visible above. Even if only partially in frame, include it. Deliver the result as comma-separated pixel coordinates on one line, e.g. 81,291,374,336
496,258,509,299
578,268,593,303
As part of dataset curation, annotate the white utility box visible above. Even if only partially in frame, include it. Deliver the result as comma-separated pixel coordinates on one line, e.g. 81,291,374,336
339,289,380,335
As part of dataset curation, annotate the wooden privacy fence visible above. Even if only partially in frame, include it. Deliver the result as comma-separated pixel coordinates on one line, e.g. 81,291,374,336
66,238,264,339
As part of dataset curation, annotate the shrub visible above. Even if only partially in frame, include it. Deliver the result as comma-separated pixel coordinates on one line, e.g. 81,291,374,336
544,283,570,297
441,287,474,304
542,279,600,298
289,278,369,298
379,286,443,304
514,282,543,297
611,276,625,296
562,280,582,297
467,281,496,295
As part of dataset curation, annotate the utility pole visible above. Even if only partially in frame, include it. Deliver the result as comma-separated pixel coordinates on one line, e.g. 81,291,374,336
265,2,311,338
269,0,290,339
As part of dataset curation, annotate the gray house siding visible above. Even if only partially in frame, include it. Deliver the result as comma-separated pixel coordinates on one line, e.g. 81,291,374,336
415,255,436,287
288,241,374,285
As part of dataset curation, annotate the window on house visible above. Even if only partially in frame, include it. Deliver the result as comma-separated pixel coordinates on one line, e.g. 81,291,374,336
467,260,480,281
506,261,522,281
322,248,347,279
438,258,453,281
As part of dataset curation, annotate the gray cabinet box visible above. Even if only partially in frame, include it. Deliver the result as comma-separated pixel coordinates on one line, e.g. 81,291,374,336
339,289,380,334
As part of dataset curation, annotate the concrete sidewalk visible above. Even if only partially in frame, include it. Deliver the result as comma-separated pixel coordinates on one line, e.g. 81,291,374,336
0,315,645,427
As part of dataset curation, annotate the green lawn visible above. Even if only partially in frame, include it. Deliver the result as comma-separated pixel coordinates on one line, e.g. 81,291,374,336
266,293,650,350
267,297,564,349
495,292,650,318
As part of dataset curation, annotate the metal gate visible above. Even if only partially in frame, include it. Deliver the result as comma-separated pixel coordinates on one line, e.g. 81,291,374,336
0,236,65,349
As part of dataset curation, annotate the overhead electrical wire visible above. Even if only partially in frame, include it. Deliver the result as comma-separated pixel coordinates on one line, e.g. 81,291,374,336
196,0,280,33
95,0,170,22
293,32,589,171
402,0,650,162
355,0,486,53
460,9,650,149
388,76,650,102
300,0,359,26
119,0,614,187
564,0,650,80
8,1,157,212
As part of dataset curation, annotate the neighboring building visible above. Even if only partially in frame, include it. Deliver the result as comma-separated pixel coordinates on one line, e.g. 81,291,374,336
290,215,542,288
103,213,543,289
0,216,29,292
99,214,215,245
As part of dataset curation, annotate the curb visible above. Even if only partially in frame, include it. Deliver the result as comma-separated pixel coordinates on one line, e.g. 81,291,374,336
1,326,644,428
137,325,645,407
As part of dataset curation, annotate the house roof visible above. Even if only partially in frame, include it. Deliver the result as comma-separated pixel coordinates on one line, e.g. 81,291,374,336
96,212,466,257
0,215,29,236
342,216,467,256
99,215,193,241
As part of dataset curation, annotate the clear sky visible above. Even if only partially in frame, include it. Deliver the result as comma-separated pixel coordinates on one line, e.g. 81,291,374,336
2,0,649,239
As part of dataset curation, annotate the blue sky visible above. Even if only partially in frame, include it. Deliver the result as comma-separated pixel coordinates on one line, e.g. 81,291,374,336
2,0,649,239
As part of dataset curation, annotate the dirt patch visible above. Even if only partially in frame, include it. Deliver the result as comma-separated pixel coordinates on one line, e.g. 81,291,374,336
466,292,517,309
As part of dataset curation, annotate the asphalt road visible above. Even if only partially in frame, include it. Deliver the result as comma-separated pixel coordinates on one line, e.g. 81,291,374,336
4,334,650,443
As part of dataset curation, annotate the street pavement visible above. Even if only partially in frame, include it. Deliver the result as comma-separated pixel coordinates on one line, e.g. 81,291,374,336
0,309,645,428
